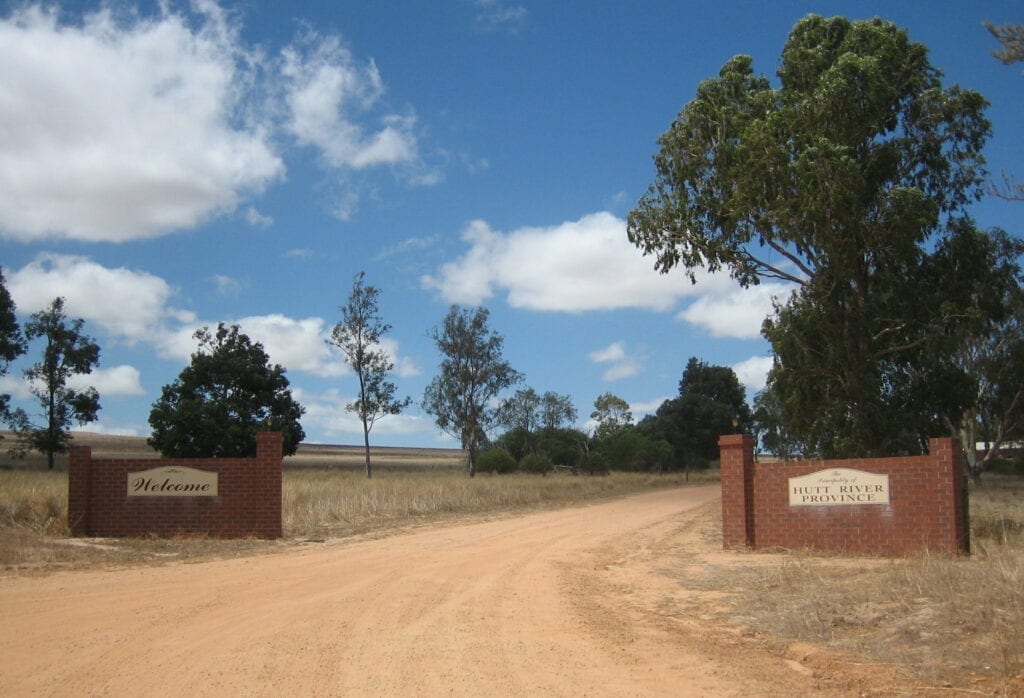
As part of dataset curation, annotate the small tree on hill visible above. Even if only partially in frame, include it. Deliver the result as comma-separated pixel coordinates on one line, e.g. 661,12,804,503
148,323,305,458
13,297,100,469
328,272,411,478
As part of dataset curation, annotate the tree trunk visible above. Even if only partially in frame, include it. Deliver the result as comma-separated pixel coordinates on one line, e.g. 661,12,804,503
362,422,372,479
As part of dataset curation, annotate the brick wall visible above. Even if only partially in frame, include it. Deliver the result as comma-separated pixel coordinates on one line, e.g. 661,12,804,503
719,435,968,556
68,432,283,539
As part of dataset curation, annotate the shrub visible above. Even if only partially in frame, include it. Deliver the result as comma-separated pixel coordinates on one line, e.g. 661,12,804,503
987,455,1024,477
477,448,517,474
520,452,554,476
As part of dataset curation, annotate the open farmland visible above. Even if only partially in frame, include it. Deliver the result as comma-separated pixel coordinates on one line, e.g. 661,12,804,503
0,431,466,471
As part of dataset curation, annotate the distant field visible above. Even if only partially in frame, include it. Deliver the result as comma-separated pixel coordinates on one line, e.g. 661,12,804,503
0,431,466,471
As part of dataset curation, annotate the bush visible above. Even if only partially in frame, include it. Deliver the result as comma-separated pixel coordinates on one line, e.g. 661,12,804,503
520,452,554,476
987,455,1024,476
477,448,518,474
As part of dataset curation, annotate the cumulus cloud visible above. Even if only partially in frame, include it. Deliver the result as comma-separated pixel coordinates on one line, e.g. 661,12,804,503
8,254,190,342
588,341,643,382
282,33,418,171
677,283,794,339
422,212,730,312
295,387,431,441
68,365,145,396
0,3,283,242
731,355,774,391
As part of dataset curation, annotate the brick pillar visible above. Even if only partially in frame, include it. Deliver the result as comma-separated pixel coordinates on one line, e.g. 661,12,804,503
929,437,969,555
719,434,755,550
68,445,92,536
255,431,283,538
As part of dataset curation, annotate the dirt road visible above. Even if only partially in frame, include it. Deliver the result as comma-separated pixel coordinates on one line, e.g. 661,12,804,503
1,487,841,696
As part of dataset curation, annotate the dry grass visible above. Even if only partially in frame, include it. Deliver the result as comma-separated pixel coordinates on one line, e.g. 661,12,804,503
283,469,711,539
0,439,714,573
663,474,1024,688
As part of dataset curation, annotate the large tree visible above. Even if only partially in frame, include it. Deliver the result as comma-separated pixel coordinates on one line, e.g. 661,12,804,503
660,358,751,467
13,298,100,469
149,323,305,458
423,306,521,476
328,272,411,478
0,268,26,426
628,14,991,457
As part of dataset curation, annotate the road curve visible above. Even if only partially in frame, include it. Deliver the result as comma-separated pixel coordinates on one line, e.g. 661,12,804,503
0,486,820,696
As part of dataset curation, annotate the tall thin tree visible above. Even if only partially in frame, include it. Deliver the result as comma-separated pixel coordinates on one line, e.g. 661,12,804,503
423,306,521,477
329,272,410,478
14,298,100,469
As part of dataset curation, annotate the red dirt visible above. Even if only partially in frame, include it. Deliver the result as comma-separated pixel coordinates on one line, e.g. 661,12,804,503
0,487,929,696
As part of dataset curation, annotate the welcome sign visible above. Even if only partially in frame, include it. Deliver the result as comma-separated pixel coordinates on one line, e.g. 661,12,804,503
128,466,218,497
788,468,889,506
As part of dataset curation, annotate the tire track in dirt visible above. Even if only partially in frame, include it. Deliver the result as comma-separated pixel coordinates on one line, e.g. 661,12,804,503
1,486,841,696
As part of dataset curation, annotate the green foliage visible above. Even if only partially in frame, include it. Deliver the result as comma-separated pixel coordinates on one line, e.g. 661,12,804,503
986,456,1024,477
0,268,26,425
519,451,553,476
986,21,1024,64
590,392,632,440
328,272,411,478
148,323,305,458
477,447,517,474
13,298,101,469
629,14,994,458
423,306,522,476
536,427,586,469
595,426,643,471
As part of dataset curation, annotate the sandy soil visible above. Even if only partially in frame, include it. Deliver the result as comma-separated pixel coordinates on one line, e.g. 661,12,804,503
0,487,908,696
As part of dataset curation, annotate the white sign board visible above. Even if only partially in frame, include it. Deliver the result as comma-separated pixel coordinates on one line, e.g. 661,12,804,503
128,466,218,497
788,468,889,506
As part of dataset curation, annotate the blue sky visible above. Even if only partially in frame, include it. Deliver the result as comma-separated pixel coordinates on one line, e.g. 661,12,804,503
1,0,1021,447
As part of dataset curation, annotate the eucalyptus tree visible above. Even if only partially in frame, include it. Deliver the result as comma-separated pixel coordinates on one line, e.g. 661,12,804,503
14,298,100,469
423,306,522,476
329,272,411,478
628,14,992,456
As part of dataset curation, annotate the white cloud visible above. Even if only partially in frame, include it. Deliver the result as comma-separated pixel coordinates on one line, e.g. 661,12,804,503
71,422,143,437
295,387,431,441
0,375,31,400
422,212,730,312
8,254,185,343
159,313,419,381
282,33,418,171
731,356,774,391
629,396,670,418
677,283,793,339
245,207,273,228
68,365,145,397
0,3,283,242
589,341,643,382
212,274,243,296
473,0,528,33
